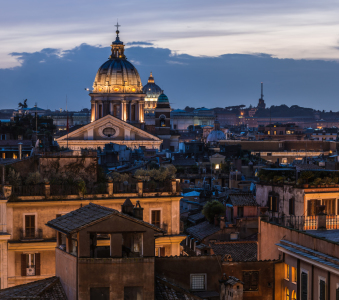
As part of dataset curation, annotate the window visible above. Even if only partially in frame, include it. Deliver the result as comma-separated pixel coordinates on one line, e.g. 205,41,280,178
274,131,277,135
124,287,142,300
2,153,5,159
90,287,109,300
291,291,296,300
268,195,278,212
307,200,321,216
291,267,297,283
243,271,259,291
285,263,290,280
285,288,289,300
319,278,326,300
190,274,206,291
301,272,308,300
267,153,272,156
98,104,102,119
25,215,36,238
282,158,288,164
21,253,40,276
289,198,295,215
151,210,161,227
322,199,335,215
237,207,244,218
1,134,5,140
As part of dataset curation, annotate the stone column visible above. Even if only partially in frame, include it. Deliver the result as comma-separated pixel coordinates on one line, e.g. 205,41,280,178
137,180,143,197
44,184,50,198
110,102,113,115
3,185,12,199
136,101,140,122
120,102,123,120
129,102,132,121
107,181,113,196
171,179,177,194
95,103,99,120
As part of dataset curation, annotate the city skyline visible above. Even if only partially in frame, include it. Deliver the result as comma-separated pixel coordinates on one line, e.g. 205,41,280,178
1,0,339,110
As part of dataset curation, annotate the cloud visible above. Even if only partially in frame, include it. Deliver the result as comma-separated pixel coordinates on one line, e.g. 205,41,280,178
1,43,339,112
126,41,153,46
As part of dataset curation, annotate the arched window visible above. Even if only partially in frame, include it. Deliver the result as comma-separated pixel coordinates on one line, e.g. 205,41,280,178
285,287,290,300
291,290,296,300
159,114,166,127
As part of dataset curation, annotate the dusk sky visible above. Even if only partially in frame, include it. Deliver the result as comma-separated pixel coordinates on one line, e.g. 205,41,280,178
1,0,339,111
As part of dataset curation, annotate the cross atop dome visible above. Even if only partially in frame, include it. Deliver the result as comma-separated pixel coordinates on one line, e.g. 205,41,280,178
110,21,125,59
115,21,121,37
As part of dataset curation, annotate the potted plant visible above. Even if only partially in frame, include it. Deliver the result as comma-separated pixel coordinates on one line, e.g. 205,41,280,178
322,177,332,188
300,171,314,188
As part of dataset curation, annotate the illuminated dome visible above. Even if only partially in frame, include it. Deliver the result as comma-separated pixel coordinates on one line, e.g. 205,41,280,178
206,120,226,143
142,72,162,98
92,28,142,94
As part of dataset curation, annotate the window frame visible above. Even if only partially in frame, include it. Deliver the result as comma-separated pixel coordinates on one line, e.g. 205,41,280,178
23,213,37,238
318,276,326,300
190,273,207,291
243,271,259,291
150,208,162,228
285,263,290,281
300,269,308,300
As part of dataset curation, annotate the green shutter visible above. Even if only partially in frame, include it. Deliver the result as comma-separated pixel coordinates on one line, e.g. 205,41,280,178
301,272,307,300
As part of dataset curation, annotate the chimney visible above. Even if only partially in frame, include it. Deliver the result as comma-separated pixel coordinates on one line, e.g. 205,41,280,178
317,205,327,230
220,216,225,229
121,198,134,216
133,200,144,220
18,143,22,160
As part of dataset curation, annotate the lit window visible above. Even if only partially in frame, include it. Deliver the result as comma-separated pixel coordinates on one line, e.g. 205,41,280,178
215,164,220,170
291,290,296,300
286,287,290,300
285,263,290,280
190,274,206,291
291,267,297,283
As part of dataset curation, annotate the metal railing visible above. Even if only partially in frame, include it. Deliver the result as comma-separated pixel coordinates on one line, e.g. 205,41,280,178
143,181,172,193
20,228,43,240
50,185,78,196
113,182,137,193
264,214,339,231
13,185,45,196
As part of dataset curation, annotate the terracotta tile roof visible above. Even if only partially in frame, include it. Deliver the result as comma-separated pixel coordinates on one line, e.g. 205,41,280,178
187,212,205,224
0,276,67,299
46,202,163,234
228,193,258,206
210,241,257,261
155,277,203,300
186,221,220,241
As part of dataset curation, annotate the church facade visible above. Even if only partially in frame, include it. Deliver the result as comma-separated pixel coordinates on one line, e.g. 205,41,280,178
57,27,162,150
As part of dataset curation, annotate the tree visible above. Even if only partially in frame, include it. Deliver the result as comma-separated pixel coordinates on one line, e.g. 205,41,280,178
18,99,28,109
202,200,226,223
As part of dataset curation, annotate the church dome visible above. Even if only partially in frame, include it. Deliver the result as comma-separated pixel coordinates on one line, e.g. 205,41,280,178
206,120,226,143
158,93,169,103
92,28,143,94
142,73,162,98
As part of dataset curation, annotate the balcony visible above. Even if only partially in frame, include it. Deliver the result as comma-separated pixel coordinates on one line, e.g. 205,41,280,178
20,228,43,241
263,215,339,231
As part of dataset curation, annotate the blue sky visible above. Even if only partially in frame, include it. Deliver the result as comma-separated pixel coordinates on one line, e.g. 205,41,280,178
1,0,339,110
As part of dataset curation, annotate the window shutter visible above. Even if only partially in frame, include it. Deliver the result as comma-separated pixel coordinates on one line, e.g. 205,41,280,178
243,272,250,290
160,247,165,257
35,253,40,276
268,196,272,211
250,272,259,291
336,288,339,300
21,254,26,276
316,200,321,215
273,197,278,212
319,280,325,300
301,272,307,300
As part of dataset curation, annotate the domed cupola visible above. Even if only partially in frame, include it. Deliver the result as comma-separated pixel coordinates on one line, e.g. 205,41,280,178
142,72,162,98
206,119,226,143
156,92,170,108
143,72,163,116
92,24,143,94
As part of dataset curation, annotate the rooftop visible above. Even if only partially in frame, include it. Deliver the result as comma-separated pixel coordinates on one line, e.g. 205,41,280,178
0,276,67,299
155,277,203,300
210,241,257,261
228,193,258,207
186,221,220,241
46,202,163,235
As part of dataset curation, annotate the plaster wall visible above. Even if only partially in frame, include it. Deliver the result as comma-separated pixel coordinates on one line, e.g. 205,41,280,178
56,248,77,300
78,257,154,300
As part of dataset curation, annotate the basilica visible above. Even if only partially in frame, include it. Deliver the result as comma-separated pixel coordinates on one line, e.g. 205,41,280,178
56,26,171,151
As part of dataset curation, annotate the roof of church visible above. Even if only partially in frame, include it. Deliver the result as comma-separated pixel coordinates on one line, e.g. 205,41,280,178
46,203,163,234
143,72,162,98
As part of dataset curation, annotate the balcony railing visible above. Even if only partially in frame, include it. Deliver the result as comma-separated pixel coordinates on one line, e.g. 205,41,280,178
20,228,43,240
263,215,339,231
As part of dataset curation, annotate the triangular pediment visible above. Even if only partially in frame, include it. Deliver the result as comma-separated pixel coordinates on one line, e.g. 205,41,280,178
56,115,161,142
